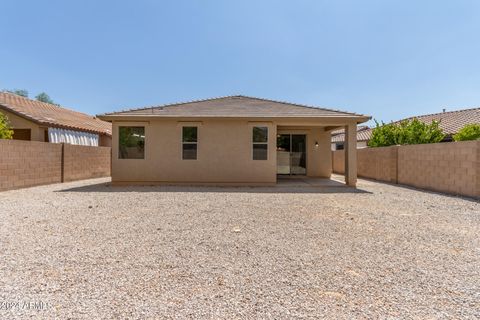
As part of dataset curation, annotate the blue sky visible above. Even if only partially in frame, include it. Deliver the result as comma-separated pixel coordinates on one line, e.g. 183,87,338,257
1,0,479,124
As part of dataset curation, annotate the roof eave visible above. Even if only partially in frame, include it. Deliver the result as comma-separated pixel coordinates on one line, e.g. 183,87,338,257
0,104,44,126
45,123,112,136
97,114,371,123
1,104,111,136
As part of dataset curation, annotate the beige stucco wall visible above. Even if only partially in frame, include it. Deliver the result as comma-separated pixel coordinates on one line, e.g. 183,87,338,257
1,109,47,141
112,119,277,184
310,128,332,177
111,119,333,184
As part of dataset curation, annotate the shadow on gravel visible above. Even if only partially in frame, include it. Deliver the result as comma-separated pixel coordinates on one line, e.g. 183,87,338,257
57,183,372,194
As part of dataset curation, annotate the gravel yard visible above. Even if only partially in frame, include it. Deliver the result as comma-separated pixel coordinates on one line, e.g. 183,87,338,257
0,177,479,319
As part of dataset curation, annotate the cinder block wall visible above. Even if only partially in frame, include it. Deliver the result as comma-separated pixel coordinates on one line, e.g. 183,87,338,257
332,147,397,182
0,140,62,191
63,144,111,182
0,140,111,191
358,147,398,183
332,150,345,174
397,141,479,198
332,141,479,198
478,142,480,196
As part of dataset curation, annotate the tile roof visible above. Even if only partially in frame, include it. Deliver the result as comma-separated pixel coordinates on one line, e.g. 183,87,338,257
98,95,370,120
0,92,111,135
331,107,480,143
331,125,368,136
331,126,371,142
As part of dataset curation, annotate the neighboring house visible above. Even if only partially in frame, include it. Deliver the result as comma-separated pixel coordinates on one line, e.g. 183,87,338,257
98,95,370,186
331,126,370,150
0,92,112,146
331,107,480,150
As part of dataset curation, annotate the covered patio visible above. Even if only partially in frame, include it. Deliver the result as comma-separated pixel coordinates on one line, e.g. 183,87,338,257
275,121,362,187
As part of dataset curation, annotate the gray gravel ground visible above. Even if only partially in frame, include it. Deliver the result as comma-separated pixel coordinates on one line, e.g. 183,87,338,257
0,176,479,319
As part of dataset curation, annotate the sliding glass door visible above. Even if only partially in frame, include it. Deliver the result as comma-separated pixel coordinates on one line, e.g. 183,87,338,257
276,134,306,175
277,134,291,174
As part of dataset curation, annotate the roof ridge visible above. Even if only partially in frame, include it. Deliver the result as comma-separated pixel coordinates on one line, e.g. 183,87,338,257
0,91,98,119
237,95,368,117
101,95,241,115
399,106,480,122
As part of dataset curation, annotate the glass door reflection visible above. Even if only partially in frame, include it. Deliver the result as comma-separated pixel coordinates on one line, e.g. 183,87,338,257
276,134,306,175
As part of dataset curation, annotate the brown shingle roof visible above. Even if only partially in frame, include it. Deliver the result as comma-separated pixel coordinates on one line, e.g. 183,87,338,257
331,107,480,143
0,92,111,135
98,95,370,120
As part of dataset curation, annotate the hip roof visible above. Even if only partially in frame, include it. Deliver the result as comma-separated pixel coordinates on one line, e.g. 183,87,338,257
98,95,370,121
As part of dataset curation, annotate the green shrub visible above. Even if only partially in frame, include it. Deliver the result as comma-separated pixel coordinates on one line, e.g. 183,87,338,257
453,124,480,141
367,120,397,147
0,112,13,139
368,118,445,147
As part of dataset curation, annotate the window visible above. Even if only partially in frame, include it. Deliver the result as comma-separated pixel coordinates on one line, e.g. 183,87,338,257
182,127,197,160
12,129,31,141
252,126,268,160
119,127,145,159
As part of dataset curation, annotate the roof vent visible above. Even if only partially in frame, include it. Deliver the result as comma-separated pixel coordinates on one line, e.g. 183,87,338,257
442,108,446,113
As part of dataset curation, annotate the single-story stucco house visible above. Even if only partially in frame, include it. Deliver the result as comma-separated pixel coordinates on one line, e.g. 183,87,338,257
0,92,112,146
98,95,370,186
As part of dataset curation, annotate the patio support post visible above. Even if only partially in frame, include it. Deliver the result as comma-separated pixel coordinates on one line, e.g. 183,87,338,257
344,123,357,187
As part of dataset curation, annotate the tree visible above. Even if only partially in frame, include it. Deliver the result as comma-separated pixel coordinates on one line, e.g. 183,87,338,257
368,118,445,147
35,92,55,104
3,89,29,97
367,120,398,147
0,112,14,139
453,124,480,141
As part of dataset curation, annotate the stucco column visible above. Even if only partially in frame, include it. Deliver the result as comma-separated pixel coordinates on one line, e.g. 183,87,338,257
344,123,357,187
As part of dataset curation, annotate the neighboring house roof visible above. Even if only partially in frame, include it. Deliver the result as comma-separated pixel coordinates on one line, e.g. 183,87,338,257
332,107,480,143
98,95,370,121
0,92,111,135
331,126,371,143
